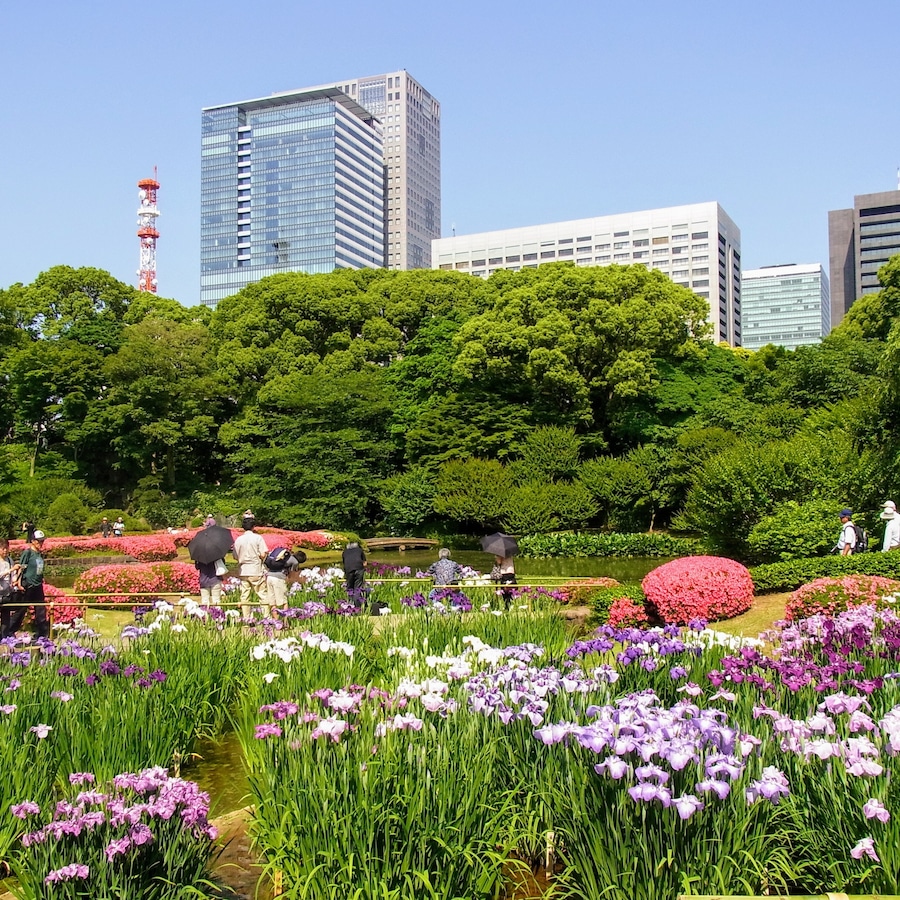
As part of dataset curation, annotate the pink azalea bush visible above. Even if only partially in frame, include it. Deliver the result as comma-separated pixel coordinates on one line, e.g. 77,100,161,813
642,556,754,624
9,535,177,562
786,575,900,621
171,528,335,551
73,562,199,605
607,596,650,627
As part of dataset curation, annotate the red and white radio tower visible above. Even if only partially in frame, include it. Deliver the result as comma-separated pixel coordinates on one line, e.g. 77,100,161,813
136,170,160,293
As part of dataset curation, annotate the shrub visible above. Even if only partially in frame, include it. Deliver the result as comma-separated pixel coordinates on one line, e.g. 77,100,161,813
73,562,199,604
500,482,599,534
559,578,621,605
583,582,647,626
785,575,900,620
607,595,650,627
45,584,86,626
8,534,178,562
747,499,843,563
43,493,91,536
518,531,701,558
642,556,754,624
750,553,900,593
84,510,153,534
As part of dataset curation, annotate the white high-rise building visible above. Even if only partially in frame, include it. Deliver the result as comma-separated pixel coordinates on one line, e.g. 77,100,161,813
294,70,441,271
741,263,830,350
433,202,742,344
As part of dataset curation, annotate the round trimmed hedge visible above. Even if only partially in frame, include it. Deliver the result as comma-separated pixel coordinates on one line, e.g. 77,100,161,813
642,556,754,625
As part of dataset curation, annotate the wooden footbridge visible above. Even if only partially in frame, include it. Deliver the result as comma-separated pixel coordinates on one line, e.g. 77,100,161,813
363,537,439,551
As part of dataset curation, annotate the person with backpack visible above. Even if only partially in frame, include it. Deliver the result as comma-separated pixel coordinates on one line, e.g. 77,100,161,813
233,512,269,618
837,508,858,556
264,547,305,610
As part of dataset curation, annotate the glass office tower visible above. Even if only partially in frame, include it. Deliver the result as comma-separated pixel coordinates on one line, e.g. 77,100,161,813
201,88,383,307
741,263,830,350
275,70,441,272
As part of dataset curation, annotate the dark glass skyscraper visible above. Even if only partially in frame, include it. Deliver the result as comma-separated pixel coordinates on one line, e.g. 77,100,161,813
828,189,900,328
201,88,384,307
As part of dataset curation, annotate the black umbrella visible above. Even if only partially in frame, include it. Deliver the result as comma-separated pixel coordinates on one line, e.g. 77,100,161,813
481,532,519,558
187,525,235,565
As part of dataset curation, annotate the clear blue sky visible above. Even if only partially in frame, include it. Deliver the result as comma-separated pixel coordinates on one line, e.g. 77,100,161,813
3,0,898,306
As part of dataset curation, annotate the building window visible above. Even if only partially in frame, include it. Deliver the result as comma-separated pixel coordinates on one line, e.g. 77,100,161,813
633,239,649,247
558,237,573,244
541,250,556,259
506,255,520,262
652,236,668,245
691,231,708,240
558,248,573,256
614,241,630,249
614,230,629,237
523,252,537,261
489,257,502,265
595,243,611,250
472,258,486,266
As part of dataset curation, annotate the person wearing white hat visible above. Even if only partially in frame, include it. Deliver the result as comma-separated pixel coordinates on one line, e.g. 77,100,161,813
881,501,900,552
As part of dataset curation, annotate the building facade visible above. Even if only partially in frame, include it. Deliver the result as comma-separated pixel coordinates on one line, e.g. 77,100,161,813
740,263,830,351
299,71,440,271
432,202,742,344
200,87,384,307
828,189,900,328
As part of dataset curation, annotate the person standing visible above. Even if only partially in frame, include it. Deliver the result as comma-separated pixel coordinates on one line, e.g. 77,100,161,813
0,540,12,639
837,509,857,556
265,549,303,610
881,500,900,552
112,517,125,537
341,541,366,596
196,559,224,606
100,517,111,538
7,531,49,639
490,554,517,606
233,512,269,617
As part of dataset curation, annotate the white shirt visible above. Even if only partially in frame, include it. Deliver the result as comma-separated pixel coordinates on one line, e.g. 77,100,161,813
0,556,11,596
233,531,269,577
883,516,900,552
838,521,856,551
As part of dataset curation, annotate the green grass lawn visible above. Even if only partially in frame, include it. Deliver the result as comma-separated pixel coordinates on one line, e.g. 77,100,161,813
713,592,788,638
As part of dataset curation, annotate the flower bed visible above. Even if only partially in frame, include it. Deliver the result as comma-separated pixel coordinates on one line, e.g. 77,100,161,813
9,534,178,562
642,555,754,624
73,562,199,604
13,767,217,898
785,574,900,620
170,527,337,551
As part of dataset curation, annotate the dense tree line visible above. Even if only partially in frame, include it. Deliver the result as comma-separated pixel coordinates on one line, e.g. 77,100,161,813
2,258,899,562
